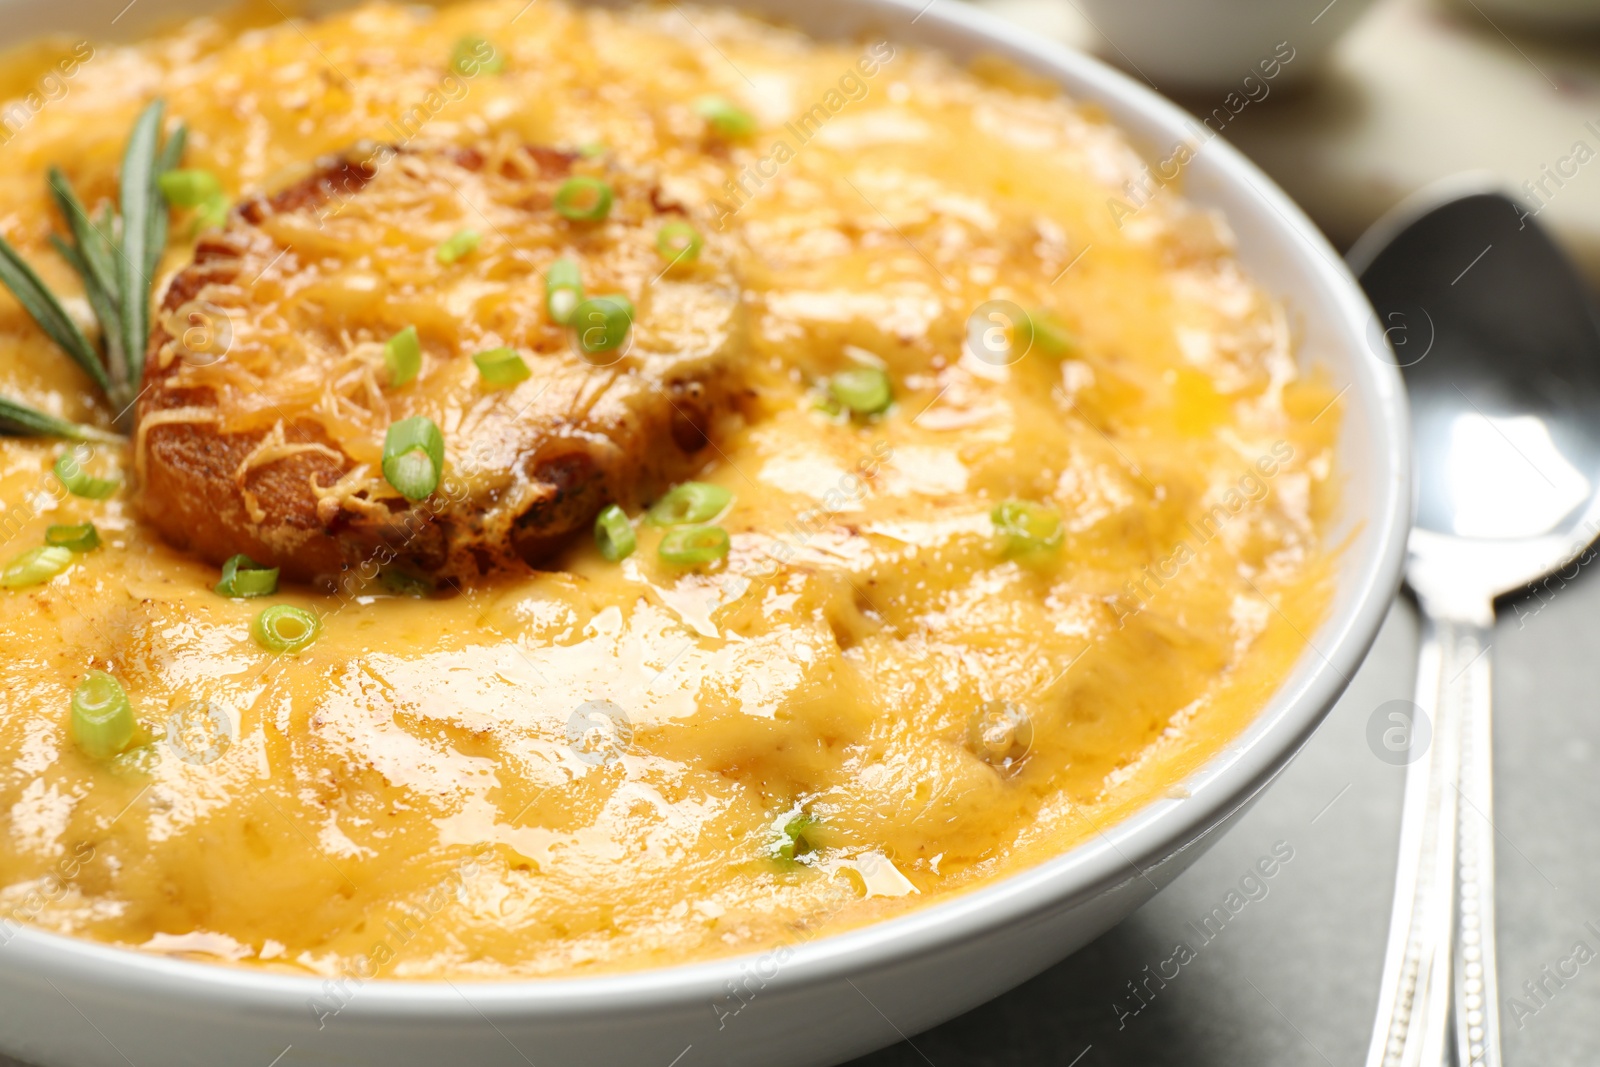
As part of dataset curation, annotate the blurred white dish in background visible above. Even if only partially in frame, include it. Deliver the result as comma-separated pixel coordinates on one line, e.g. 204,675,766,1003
1076,0,1379,91
1466,0,1600,26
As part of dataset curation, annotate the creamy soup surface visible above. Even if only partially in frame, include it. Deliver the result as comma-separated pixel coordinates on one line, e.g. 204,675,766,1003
0,0,1337,979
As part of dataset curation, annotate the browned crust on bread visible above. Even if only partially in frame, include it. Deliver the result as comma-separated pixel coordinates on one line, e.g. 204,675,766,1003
136,144,740,587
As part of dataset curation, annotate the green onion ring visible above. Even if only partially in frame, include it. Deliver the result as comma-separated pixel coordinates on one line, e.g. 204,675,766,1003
382,416,446,501
593,504,636,561
158,169,222,208
252,604,321,655
648,482,731,526
70,670,136,759
777,813,819,862
658,525,730,566
991,499,1064,557
379,567,434,597
545,258,584,325
436,228,482,265
572,295,633,358
693,95,757,139
472,346,531,386
385,325,422,387
450,35,505,77
655,221,703,264
553,177,613,223
45,522,100,552
1027,309,1077,358
214,554,279,598
828,367,893,416
53,447,120,499
1,545,73,589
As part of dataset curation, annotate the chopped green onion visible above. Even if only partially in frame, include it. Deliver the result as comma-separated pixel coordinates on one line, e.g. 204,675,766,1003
572,296,632,357
694,95,757,139
158,169,221,208
599,293,634,320
195,193,229,230
648,482,731,526
1,545,72,589
472,346,530,386
70,671,135,759
545,258,583,325
658,524,730,566
553,177,613,223
384,325,422,387
991,500,1064,557
1027,309,1077,358
829,367,893,416
214,554,278,598
577,141,608,158
777,813,819,862
593,504,636,561
53,448,120,499
45,523,100,552
252,604,320,655
656,221,703,264
379,566,433,597
436,228,482,264
382,416,445,501
451,35,505,76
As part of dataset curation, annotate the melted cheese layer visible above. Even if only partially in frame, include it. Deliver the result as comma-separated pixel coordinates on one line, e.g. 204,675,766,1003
0,0,1336,978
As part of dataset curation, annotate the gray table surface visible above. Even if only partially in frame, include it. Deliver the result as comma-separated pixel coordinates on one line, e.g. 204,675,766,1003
7,591,1597,1067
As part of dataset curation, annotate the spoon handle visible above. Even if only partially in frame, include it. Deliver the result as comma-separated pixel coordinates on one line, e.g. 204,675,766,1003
1452,615,1502,1067
1364,607,1491,1067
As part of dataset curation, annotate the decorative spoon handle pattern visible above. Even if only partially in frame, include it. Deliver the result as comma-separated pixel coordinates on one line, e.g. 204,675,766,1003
1365,604,1495,1067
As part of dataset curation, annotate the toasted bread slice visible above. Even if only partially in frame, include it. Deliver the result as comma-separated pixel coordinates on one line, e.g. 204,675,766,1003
137,140,744,585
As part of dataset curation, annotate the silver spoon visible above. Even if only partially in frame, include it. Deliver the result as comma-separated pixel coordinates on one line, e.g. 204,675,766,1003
1349,183,1600,1067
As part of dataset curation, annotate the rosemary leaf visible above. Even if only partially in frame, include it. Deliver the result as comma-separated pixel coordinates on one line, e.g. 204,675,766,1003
0,233,110,395
50,236,126,407
46,168,118,302
0,395,120,444
148,122,187,286
117,100,164,389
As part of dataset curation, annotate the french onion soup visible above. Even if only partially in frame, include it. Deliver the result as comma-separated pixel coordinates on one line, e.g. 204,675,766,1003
0,0,1337,979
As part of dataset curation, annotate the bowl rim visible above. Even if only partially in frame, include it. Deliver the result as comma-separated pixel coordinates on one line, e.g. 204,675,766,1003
1,0,1411,1023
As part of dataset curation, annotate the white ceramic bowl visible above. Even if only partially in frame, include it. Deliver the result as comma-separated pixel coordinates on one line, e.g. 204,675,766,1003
0,2,1410,1065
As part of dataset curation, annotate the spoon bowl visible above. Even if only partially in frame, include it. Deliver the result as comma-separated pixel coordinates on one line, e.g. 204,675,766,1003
1352,188,1600,610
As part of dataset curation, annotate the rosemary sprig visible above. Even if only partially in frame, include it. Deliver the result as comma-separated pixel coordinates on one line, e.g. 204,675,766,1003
117,101,165,391
149,124,188,289
0,99,187,439
46,173,126,399
0,234,109,396
0,396,121,444
49,237,124,397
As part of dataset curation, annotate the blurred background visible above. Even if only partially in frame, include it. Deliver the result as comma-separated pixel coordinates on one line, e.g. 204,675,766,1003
841,0,1600,1064
985,0,1600,286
